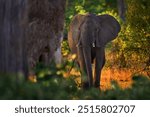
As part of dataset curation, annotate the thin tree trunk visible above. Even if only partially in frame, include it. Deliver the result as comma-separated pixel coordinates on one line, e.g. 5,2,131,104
117,0,126,22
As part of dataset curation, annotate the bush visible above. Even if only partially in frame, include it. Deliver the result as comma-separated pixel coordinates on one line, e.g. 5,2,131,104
111,0,150,71
0,67,150,100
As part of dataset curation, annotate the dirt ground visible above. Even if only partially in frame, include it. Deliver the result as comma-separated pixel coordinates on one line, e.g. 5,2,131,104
64,67,133,90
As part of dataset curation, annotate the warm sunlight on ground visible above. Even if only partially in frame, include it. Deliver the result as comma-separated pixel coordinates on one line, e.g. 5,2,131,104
63,65,134,90
100,68,133,90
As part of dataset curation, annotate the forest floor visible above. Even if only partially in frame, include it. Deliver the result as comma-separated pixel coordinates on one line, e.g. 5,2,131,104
63,66,133,90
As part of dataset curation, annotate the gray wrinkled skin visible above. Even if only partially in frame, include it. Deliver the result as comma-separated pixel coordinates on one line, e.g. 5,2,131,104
68,13,121,88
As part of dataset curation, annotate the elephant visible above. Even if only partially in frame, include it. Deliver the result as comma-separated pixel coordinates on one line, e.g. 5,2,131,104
68,13,121,89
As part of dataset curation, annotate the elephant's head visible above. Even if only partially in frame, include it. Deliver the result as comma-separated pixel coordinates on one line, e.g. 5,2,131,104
68,13,121,48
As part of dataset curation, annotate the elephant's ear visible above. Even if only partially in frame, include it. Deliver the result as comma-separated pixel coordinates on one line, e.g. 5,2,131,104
96,14,121,46
68,14,86,44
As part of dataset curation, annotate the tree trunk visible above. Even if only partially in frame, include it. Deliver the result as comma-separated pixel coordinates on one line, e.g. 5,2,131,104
0,0,66,77
117,0,126,22
27,0,66,72
0,0,28,77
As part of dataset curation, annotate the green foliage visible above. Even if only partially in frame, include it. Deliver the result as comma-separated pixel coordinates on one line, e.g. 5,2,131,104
0,72,150,99
126,0,150,60
110,0,150,74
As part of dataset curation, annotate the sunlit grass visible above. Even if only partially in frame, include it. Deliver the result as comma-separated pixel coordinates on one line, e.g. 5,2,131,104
63,66,134,90
101,68,133,90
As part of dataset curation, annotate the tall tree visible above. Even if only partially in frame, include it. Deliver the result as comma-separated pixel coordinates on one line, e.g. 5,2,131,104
0,0,28,77
0,0,66,77
27,0,66,72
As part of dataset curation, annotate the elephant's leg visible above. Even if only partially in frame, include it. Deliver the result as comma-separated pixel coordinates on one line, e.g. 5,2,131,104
77,46,88,86
94,47,105,88
83,46,93,87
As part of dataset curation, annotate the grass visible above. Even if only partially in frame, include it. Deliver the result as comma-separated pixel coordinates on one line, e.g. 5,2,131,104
0,70,150,100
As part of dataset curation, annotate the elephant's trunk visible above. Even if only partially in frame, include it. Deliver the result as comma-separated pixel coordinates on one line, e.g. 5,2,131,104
83,47,93,87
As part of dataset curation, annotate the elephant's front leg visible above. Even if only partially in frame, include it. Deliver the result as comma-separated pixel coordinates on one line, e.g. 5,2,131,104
94,47,105,88
77,46,88,87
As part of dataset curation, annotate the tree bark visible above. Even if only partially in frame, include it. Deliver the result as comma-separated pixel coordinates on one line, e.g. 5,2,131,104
0,0,66,77
117,0,126,22
27,0,66,71
0,0,28,77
